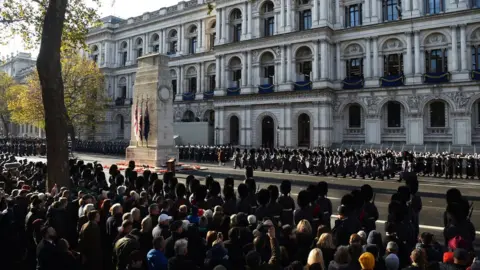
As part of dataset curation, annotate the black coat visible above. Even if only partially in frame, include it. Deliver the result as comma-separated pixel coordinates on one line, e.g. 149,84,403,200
36,239,59,270
168,255,200,270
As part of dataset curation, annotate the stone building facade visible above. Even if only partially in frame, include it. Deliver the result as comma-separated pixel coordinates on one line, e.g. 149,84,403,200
86,0,480,147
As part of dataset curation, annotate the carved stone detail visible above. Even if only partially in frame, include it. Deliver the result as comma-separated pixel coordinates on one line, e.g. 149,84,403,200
364,95,381,111
446,91,471,109
406,95,425,111
425,33,446,45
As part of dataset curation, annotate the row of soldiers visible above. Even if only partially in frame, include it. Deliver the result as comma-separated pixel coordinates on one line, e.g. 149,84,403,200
219,148,480,180
0,138,46,156
177,144,235,163
75,140,128,155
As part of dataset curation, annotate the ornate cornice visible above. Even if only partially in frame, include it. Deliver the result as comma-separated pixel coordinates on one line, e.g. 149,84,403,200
213,89,335,106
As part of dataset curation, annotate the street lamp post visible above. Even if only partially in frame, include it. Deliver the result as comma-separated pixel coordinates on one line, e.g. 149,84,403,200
215,126,219,145
276,126,280,148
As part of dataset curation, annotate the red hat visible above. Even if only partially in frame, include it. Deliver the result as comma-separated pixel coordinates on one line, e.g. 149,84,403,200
22,185,31,191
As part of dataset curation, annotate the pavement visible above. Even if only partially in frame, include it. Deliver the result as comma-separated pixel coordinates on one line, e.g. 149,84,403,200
22,152,480,251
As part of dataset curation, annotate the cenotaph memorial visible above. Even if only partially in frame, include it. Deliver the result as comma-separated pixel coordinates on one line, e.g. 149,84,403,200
125,53,178,167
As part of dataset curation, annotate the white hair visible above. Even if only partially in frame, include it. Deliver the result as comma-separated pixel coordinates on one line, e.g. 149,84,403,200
83,203,95,216
247,215,256,225
117,186,126,195
174,239,188,255
130,208,141,219
130,190,140,201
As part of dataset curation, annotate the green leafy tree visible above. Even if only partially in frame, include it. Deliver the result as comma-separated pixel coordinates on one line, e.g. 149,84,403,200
0,72,16,137
1,0,101,189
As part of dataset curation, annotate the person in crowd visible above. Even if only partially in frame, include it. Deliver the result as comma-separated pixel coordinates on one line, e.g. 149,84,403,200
78,209,103,270
147,236,168,270
36,226,59,270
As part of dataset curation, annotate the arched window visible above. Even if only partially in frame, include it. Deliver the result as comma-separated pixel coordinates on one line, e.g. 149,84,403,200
426,48,448,73
187,25,198,54
136,38,143,58
206,64,216,92
298,113,310,147
383,0,401,21
229,57,242,88
260,52,275,85
120,41,128,66
472,44,480,70
295,47,312,81
208,20,217,50
117,77,127,99
261,1,275,37
168,30,178,54
230,9,243,42
430,101,446,127
349,104,362,128
170,69,177,98
115,115,125,139
182,110,195,122
387,101,402,127
383,54,404,76
230,116,240,145
151,33,160,53
185,67,197,93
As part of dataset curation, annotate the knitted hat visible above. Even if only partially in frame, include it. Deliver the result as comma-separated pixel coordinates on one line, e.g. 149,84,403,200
359,252,375,270
385,254,399,270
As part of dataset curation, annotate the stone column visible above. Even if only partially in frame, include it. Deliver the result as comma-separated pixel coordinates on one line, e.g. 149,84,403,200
221,55,227,88
219,108,225,145
314,103,320,147
319,103,333,147
287,45,293,82
285,105,292,146
280,0,285,32
365,117,381,144
460,25,467,71
242,52,248,86
215,56,221,89
179,24,184,54
178,66,184,95
405,32,413,75
414,31,421,74
365,38,372,78
199,63,204,93
372,37,379,77
313,41,320,80
128,38,133,63
245,107,252,146
161,30,166,54
371,0,378,22
222,8,227,44
247,2,253,38
215,9,221,44
286,0,292,31
198,20,204,51
452,114,471,145
412,0,419,16
281,45,286,83
145,34,149,54
242,3,247,39
335,0,341,26
320,0,328,23
402,0,411,13
320,41,328,79
451,25,458,72
247,51,253,85
364,0,370,24
336,42,342,80
312,0,319,26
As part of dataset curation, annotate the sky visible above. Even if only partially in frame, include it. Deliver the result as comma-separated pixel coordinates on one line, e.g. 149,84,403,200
0,0,180,59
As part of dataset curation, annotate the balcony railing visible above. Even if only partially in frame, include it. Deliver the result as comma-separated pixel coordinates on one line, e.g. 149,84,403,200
203,91,214,100
471,69,480,81
258,83,274,94
380,74,405,87
423,72,451,84
293,80,312,91
426,127,450,134
115,98,131,106
342,76,364,89
345,128,364,135
383,127,405,134
182,92,195,101
226,81,241,96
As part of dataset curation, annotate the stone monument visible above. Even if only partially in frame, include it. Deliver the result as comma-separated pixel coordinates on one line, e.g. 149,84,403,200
126,53,178,167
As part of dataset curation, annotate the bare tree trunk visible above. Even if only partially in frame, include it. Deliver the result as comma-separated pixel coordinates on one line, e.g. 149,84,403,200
0,115,10,139
36,0,70,190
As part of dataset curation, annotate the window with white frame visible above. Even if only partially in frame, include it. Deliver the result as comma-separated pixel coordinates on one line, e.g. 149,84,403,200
230,9,242,43
261,1,275,37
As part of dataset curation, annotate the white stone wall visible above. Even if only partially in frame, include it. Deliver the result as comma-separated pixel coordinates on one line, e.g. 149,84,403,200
87,0,480,146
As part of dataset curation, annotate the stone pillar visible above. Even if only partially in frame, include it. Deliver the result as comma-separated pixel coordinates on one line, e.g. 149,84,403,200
199,63,204,93
336,42,342,80
287,45,293,82
452,115,471,145
414,31,421,74
222,8,227,44
161,30,166,54
242,3,247,39
320,0,328,23
365,117,381,144
221,55,227,88
365,38,372,78
215,56,221,89
313,41,320,80
364,0,371,24
219,108,225,145
412,0,419,16
242,52,248,86
405,32,413,75
373,37,379,77
406,116,424,145
178,66,184,95
247,51,253,85
314,104,320,147
286,0,292,31
215,9,221,44
402,0,411,14
144,34,149,54
198,20,204,51
247,2,253,39
280,0,285,32
279,106,286,146
460,25,467,71
320,41,328,79
281,45,286,83
371,0,378,22
450,26,458,72
319,102,333,147
179,24,184,54
312,0,319,26
335,0,341,26
285,105,292,146
245,106,252,146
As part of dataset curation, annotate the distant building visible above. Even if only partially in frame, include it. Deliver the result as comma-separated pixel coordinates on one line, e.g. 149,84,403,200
0,52,44,138
86,0,480,148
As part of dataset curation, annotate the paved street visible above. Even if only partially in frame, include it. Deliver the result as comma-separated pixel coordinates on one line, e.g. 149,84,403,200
24,152,480,251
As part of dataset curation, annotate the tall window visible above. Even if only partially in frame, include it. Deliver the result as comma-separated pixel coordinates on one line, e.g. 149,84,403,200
233,24,242,42
346,58,363,77
387,102,401,127
153,45,159,53
189,78,197,93
349,105,362,128
232,70,242,85
209,75,216,91
383,0,401,21
345,4,362,27
384,54,404,76
189,37,197,54
473,0,480,7
122,52,128,66
426,0,444,14
472,45,480,70
264,66,275,84
172,80,177,96
121,86,127,98
297,61,312,80
170,41,178,54
210,33,216,50
426,49,448,73
265,17,275,37
93,55,99,63
299,10,312,30
137,48,143,58
430,102,446,127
